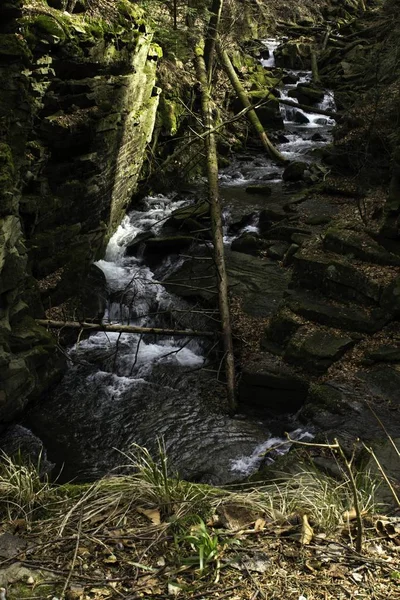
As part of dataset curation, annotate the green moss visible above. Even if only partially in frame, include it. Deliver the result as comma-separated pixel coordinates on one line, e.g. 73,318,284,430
118,0,144,21
0,143,15,215
159,97,179,136
32,14,67,40
0,33,32,62
8,581,62,600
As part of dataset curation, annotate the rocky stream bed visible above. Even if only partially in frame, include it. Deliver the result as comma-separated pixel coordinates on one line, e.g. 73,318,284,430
7,38,397,486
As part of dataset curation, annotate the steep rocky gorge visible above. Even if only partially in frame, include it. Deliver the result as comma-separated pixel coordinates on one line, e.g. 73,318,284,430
0,0,399,483
0,0,160,425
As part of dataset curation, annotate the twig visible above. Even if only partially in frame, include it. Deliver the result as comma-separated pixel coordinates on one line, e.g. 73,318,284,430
61,509,83,598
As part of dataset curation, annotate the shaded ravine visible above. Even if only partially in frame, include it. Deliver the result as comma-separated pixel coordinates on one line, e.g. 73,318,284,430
25,40,334,484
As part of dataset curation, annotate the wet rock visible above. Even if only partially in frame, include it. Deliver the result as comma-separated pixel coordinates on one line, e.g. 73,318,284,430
258,206,287,233
260,171,281,181
239,353,309,413
266,224,311,242
275,133,290,144
126,230,155,256
267,242,290,260
284,327,354,373
311,132,326,142
163,201,210,230
282,72,299,85
282,161,308,182
245,185,272,196
288,84,325,105
143,235,194,257
291,232,311,245
228,213,258,236
274,40,312,70
164,250,290,317
0,424,54,475
231,233,267,256
294,111,310,124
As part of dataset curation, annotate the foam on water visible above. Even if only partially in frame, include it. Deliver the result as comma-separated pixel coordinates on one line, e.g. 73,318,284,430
231,429,314,476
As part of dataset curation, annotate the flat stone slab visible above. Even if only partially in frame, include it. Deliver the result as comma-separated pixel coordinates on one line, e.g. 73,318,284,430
284,326,354,373
165,250,290,317
323,228,400,267
293,250,384,305
286,289,389,333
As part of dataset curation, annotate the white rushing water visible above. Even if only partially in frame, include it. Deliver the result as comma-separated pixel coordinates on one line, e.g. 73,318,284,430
27,40,324,484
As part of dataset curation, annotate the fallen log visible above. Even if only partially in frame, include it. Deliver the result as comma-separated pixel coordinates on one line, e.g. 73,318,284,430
216,41,286,165
36,319,216,338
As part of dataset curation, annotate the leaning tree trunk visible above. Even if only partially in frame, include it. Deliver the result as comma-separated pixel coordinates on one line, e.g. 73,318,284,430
204,0,224,82
195,42,236,413
216,41,286,165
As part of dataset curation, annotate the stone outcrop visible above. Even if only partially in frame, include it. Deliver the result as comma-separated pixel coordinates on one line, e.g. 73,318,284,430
0,1,160,423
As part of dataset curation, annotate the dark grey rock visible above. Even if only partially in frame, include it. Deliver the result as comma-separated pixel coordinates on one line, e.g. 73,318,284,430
126,231,155,256
267,242,290,260
323,228,400,266
294,111,310,124
231,234,266,256
285,290,388,333
282,161,308,182
164,250,290,317
245,185,272,196
239,353,309,413
284,327,354,373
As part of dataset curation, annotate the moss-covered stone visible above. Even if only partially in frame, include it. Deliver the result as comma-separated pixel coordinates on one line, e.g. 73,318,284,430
0,143,15,215
0,33,32,62
31,14,67,41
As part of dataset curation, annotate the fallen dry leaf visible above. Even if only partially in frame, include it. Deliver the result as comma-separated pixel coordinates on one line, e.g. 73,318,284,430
137,507,161,525
254,518,266,532
300,515,313,545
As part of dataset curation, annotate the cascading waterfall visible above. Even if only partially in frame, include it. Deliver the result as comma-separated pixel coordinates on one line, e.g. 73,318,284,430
25,39,334,484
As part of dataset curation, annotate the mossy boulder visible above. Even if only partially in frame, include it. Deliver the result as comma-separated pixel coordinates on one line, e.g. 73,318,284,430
245,185,272,196
231,233,268,256
288,84,324,105
282,161,308,182
239,353,309,413
284,327,354,373
30,14,67,43
274,38,312,70
0,143,15,215
0,33,32,63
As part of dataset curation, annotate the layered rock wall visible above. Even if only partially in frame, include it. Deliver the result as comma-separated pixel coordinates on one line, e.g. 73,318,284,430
0,0,160,423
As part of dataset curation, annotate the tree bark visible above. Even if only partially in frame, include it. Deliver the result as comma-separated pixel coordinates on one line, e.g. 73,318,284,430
195,42,236,413
216,42,286,165
311,50,320,84
36,319,215,337
204,0,224,82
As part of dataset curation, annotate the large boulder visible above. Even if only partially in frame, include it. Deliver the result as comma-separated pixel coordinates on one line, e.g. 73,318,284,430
282,161,308,182
284,326,354,373
274,39,312,70
164,250,290,317
239,353,309,413
288,84,325,105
